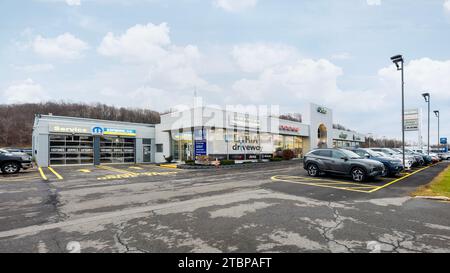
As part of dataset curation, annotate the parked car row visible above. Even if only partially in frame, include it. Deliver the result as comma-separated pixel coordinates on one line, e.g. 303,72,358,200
0,149,33,174
303,148,386,182
303,146,446,183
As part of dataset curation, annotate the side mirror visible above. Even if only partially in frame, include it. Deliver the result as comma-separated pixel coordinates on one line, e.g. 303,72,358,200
365,154,370,158
341,156,349,161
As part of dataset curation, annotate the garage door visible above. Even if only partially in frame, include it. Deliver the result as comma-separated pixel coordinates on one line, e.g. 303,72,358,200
100,136,135,164
49,135,94,165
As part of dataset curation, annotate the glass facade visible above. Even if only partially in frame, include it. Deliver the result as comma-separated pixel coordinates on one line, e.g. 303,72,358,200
171,130,194,161
170,127,305,161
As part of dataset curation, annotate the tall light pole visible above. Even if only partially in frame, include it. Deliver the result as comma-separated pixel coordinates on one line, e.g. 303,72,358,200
422,93,430,155
434,110,440,152
391,55,405,166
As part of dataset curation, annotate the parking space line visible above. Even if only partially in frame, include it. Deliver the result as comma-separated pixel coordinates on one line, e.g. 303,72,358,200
273,175,379,188
271,177,372,193
47,167,64,180
97,165,137,175
38,167,48,181
272,163,439,194
368,163,437,193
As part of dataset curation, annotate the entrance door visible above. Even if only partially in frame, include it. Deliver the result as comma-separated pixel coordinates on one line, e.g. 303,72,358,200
143,139,152,163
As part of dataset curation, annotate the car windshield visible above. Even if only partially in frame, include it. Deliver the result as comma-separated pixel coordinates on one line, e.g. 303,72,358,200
340,149,361,159
384,148,400,154
362,149,380,157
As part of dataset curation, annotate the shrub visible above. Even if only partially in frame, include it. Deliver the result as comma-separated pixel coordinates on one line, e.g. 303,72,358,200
220,160,235,165
282,149,295,160
164,155,173,163
185,160,195,165
270,157,283,162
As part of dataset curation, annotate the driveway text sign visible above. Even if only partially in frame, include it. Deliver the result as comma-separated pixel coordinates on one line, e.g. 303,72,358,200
404,109,420,131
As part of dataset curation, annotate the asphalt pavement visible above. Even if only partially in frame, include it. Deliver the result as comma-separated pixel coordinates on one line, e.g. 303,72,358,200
0,160,449,253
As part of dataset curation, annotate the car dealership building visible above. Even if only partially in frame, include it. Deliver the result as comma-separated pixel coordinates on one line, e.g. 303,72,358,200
33,103,366,167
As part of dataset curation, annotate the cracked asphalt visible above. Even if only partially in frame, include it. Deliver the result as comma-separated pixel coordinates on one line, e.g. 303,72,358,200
0,161,449,253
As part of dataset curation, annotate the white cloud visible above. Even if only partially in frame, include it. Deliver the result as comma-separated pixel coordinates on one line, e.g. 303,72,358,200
12,63,55,73
33,33,88,60
98,23,219,92
98,23,171,62
213,0,258,12
444,0,450,12
366,0,381,6
231,43,299,73
378,58,450,100
66,0,81,6
229,43,385,112
2,79,49,104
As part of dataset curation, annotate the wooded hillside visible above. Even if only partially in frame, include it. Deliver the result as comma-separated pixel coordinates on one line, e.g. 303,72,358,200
0,102,161,147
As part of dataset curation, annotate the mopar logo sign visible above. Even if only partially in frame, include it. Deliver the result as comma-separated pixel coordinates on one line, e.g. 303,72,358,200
441,137,447,145
92,127,104,135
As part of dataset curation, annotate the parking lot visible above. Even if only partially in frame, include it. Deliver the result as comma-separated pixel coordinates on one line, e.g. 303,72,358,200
0,161,449,253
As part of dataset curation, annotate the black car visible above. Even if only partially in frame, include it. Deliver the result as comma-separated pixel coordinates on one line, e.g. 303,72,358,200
303,148,385,182
0,149,33,174
352,148,403,176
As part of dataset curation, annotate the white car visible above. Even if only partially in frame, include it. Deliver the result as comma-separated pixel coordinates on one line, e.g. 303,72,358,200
369,148,413,170
438,153,450,160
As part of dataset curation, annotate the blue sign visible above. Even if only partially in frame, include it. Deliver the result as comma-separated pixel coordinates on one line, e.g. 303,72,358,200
92,127,104,135
440,137,447,145
194,140,207,156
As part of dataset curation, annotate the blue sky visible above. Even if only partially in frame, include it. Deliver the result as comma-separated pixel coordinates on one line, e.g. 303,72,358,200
1,0,450,145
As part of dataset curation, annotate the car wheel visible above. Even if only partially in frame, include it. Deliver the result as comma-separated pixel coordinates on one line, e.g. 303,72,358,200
307,164,319,177
1,162,20,174
351,167,366,182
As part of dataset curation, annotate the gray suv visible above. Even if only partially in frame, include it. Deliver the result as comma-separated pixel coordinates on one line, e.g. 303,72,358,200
303,148,385,182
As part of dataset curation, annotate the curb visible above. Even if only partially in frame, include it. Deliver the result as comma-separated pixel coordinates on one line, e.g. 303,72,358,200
413,196,450,202
177,160,303,170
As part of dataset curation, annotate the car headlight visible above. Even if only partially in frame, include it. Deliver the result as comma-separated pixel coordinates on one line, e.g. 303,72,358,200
21,156,31,161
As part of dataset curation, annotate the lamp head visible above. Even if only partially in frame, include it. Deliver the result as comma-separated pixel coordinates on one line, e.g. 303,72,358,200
422,92,430,102
434,110,439,117
391,55,404,70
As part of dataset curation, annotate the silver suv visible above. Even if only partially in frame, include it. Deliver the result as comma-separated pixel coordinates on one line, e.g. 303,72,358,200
303,148,385,182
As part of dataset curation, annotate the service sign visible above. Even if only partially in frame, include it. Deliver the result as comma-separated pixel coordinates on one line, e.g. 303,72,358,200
49,124,90,134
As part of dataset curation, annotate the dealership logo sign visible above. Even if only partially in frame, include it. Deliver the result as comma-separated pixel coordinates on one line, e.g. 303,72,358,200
279,125,300,133
92,127,104,135
317,107,328,115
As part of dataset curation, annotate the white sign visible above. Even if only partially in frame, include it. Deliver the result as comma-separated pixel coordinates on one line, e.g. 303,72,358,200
404,108,420,131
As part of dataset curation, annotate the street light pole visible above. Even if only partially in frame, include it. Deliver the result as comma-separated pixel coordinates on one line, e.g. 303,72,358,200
434,110,440,152
422,93,430,155
391,55,405,167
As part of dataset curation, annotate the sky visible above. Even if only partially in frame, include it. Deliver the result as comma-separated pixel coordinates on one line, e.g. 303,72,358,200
1,0,450,145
